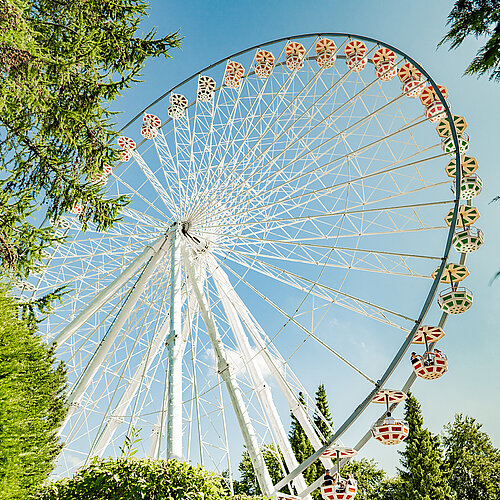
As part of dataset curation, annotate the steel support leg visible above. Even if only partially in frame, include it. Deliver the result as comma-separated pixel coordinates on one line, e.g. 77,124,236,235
212,267,310,497
207,259,332,477
181,243,275,497
150,279,197,459
165,227,183,459
61,235,171,430
53,235,166,347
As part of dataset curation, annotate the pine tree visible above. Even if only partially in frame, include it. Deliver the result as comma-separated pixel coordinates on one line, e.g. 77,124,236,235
309,383,334,495
397,393,453,500
442,414,500,499
313,383,333,443
0,0,181,278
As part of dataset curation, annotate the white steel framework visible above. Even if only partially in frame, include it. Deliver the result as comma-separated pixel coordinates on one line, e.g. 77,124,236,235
25,34,465,497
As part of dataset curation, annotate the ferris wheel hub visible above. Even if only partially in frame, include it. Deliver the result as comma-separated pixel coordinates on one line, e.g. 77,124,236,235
180,220,191,234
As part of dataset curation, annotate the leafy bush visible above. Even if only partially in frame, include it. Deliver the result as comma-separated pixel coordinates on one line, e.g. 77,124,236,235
0,287,67,499
35,457,231,500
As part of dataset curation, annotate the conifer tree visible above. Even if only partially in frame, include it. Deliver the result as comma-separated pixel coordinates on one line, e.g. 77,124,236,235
0,0,181,278
0,286,67,498
309,383,334,494
397,393,453,500
440,0,500,81
313,383,333,443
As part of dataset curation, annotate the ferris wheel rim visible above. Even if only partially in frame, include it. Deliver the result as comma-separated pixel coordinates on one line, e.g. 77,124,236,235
121,32,453,140
39,32,467,491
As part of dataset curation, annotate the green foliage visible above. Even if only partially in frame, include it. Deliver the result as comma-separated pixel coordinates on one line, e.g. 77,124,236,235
119,426,142,459
396,393,452,500
339,459,385,500
440,0,500,81
0,286,67,499
309,384,334,497
0,188,62,279
18,285,68,332
0,0,181,278
35,457,229,500
233,445,285,496
234,385,340,497
313,384,333,443
442,414,500,499
232,391,500,500
373,476,405,500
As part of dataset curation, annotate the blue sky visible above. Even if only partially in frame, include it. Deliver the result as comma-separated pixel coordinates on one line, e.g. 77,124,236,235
107,0,500,476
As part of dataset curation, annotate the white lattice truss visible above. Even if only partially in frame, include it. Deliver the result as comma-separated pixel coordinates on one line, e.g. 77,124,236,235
26,35,466,498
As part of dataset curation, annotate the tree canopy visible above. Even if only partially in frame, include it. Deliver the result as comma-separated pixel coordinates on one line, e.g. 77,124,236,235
310,384,334,497
0,0,181,279
0,286,67,499
233,445,285,496
339,459,385,500
313,384,333,444
36,386,499,500
442,414,500,499
396,394,452,500
440,0,500,81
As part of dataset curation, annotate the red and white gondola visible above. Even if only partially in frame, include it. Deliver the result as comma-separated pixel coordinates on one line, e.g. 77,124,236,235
320,445,358,500
370,390,409,445
344,40,367,72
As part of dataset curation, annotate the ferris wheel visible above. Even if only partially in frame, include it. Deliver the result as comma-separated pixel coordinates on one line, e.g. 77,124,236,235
24,33,484,498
